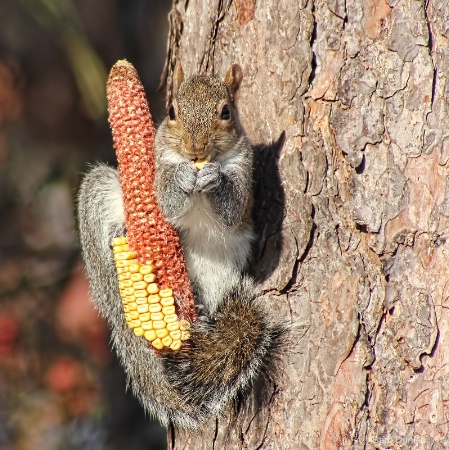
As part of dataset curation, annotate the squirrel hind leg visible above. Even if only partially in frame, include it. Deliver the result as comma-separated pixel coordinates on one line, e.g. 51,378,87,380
162,277,284,422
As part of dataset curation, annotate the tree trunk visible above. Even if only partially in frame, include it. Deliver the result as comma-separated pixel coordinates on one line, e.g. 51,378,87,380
163,0,449,448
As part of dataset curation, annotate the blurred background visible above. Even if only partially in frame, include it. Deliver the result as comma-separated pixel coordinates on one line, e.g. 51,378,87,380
0,0,171,448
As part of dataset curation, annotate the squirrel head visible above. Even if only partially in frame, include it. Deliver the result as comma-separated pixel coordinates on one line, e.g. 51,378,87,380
164,62,244,160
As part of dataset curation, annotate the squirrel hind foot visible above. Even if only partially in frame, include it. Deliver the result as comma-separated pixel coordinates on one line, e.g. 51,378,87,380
162,278,284,424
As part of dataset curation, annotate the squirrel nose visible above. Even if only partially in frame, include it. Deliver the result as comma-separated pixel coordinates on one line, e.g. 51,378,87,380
193,141,205,153
186,139,206,156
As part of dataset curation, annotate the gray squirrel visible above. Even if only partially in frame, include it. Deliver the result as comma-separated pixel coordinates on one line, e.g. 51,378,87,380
154,62,254,312
77,62,281,429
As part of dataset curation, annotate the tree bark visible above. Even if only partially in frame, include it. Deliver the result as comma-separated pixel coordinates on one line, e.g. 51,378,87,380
163,0,449,448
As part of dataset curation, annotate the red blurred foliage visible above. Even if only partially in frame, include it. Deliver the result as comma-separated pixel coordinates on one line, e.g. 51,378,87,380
56,266,110,364
0,60,22,169
45,355,98,417
0,60,22,123
45,356,81,393
0,313,18,359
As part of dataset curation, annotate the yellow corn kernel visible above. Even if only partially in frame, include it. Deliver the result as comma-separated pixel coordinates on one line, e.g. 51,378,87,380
125,296,136,303
124,287,134,296
159,288,173,298
152,338,164,350
162,305,175,315
119,280,133,289
119,289,127,298
170,340,182,351
148,304,162,313
130,273,143,282
147,283,159,294
131,319,142,328
129,311,139,320
161,335,173,347
169,330,182,340
156,329,169,339
134,290,147,298
181,331,190,341
112,237,127,246
116,259,138,268
153,320,165,330
151,312,164,321
134,327,144,337
148,294,161,304
160,296,174,307
128,302,138,311
124,313,132,321
129,263,140,273
194,155,211,170
141,321,153,330
116,267,126,274
167,322,180,332
118,273,130,281
143,273,156,283
144,330,156,341
133,281,148,290
164,314,178,323
115,251,137,261
139,312,151,322
137,304,149,314
135,297,146,305
123,305,129,313
113,244,130,253
139,265,154,275
179,320,190,331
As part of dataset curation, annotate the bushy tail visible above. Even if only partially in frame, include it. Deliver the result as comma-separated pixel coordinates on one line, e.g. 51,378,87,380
163,277,283,424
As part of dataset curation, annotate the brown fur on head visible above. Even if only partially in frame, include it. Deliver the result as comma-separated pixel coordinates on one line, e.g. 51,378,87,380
165,63,244,160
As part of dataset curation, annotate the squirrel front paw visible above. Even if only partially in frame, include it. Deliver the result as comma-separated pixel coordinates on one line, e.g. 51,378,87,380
194,162,221,193
174,162,197,194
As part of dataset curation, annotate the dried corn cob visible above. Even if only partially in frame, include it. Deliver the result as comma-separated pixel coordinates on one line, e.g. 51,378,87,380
107,60,196,350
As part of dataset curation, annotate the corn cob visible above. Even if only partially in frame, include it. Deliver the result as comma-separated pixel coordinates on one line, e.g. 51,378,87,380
107,60,196,350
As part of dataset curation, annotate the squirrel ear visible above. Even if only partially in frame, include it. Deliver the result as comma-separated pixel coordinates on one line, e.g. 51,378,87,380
224,64,243,97
173,61,185,96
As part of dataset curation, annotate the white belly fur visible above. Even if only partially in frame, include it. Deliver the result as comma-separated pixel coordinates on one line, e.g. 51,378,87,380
173,194,253,312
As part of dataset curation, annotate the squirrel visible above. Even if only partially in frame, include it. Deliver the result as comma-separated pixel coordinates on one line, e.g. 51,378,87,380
77,63,281,429
154,62,254,313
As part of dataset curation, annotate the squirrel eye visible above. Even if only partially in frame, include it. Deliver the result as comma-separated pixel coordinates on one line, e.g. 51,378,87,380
220,104,231,120
168,105,176,121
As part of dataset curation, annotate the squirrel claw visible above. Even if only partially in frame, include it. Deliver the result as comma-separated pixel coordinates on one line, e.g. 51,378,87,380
194,162,221,193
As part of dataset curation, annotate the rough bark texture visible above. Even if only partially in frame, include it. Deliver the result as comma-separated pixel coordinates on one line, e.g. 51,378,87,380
164,0,449,448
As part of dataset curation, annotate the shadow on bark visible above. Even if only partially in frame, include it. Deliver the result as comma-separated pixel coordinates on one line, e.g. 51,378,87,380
250,131,286,283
